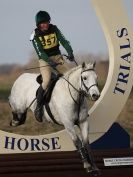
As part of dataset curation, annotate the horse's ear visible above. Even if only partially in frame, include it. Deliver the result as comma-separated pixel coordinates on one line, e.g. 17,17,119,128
82,62,86,69
93,61,96,68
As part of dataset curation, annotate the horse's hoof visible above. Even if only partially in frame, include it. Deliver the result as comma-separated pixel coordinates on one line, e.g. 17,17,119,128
91,169,101,176
10,120,20,127
87,167,101,176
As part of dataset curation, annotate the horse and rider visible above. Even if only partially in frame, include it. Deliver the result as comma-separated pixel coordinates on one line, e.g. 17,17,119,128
30,11,75,123
9,10,101,176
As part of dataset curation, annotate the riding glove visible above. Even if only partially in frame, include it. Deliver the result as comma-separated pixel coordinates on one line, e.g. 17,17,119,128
49,60,59,68
68,54,75,61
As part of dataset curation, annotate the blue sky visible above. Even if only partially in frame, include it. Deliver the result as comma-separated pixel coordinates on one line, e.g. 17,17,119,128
0,0,132,64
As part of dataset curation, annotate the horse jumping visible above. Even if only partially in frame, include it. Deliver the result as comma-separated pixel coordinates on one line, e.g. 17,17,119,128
9,62,100,175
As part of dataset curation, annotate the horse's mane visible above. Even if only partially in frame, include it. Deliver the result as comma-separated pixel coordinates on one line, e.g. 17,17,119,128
64,65,82,77
64,62,94,77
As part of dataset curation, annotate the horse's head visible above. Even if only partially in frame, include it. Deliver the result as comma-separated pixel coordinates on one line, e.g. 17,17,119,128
81,62,100,101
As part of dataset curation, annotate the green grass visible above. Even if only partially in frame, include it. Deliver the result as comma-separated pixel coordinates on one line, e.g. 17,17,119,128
0,87,10,101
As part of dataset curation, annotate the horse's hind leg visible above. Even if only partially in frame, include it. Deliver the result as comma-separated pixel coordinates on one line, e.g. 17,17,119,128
10,111,27,127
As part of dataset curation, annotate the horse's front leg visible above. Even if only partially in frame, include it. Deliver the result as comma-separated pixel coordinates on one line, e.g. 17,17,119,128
65,124,91,169
79,118,100,175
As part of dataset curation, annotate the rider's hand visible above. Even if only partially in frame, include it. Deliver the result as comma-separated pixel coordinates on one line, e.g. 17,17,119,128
49,60,58,68
68,54,74,61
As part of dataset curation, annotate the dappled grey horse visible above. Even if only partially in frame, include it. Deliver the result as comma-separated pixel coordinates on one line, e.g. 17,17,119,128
9,62,100,175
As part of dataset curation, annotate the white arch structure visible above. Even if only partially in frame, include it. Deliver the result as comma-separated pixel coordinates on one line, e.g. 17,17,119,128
89,0,133,142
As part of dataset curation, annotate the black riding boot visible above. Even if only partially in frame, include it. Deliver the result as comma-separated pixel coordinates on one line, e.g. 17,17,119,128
34,85,45,122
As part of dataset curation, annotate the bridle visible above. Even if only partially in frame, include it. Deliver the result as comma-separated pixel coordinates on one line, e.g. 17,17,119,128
67,68,98,102
65,68,98,123
81,69,98,94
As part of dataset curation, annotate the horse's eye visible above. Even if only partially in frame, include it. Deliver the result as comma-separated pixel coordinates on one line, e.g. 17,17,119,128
83,77,87,80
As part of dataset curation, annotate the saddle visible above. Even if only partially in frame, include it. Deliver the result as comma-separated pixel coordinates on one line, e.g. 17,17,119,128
36,72,63,125
36,72,63,104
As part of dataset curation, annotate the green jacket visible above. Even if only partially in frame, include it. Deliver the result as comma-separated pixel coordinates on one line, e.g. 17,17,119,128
30,24,73,63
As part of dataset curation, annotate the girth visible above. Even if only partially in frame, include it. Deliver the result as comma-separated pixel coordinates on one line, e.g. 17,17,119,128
45,104,61,125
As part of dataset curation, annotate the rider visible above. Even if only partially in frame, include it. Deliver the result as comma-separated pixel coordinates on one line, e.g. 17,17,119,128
30,11,74,122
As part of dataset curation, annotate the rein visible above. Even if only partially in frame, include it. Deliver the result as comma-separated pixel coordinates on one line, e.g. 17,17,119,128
64,67,97,122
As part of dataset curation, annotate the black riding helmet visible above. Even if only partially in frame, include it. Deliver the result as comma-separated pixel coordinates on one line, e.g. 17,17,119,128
35,11,51,26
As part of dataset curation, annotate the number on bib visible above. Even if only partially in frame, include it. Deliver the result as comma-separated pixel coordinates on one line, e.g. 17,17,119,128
39,33,58,49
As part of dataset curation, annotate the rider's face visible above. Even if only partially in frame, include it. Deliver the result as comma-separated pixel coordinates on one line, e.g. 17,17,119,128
39,22,49,31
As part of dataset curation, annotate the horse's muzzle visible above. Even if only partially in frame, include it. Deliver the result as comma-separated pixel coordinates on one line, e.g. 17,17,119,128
91,93,100,101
